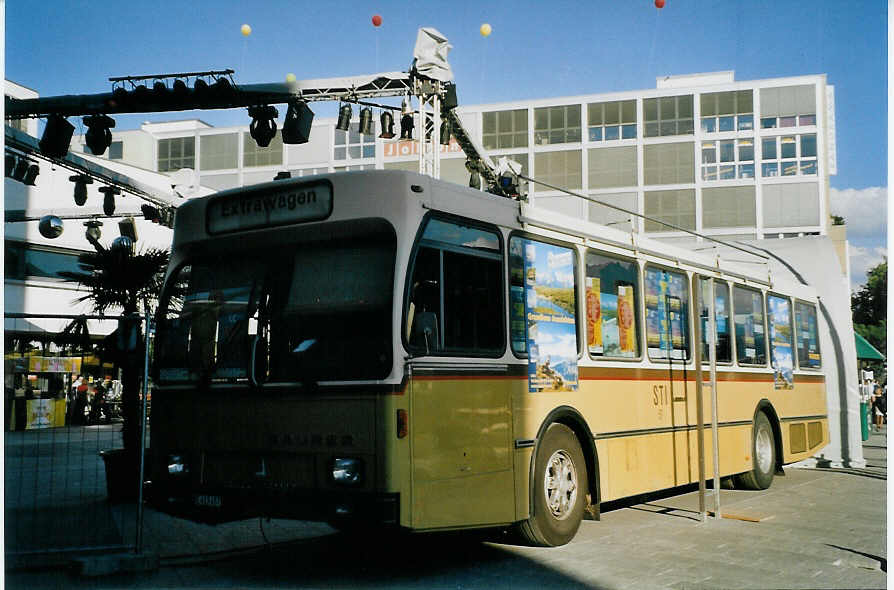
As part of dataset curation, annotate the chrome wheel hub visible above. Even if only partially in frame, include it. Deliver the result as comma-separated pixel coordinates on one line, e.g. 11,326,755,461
544,449,577,520
756,426,773,473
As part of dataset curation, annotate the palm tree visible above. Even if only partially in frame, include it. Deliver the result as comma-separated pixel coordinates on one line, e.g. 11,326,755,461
60,241,169,459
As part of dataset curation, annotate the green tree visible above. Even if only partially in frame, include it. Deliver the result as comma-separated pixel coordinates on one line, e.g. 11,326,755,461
852,259,887,381
61,242,169,459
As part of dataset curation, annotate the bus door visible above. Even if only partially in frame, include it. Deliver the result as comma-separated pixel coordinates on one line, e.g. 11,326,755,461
664,293,693,486
403,216,514,530
645,266,692,487
406,360,515,530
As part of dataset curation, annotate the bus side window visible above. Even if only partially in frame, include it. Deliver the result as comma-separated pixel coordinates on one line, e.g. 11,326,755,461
733,285,767,365
408,247,442,351
644,266,690,361
406,218,503,356
699,279,731,363
794,301,821,369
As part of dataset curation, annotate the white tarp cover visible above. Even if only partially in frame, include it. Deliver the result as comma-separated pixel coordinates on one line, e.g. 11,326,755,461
413,28,454,82
739,236,864,468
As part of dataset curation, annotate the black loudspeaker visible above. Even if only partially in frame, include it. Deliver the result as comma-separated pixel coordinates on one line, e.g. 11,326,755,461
39,115,75,158
282,101,314,144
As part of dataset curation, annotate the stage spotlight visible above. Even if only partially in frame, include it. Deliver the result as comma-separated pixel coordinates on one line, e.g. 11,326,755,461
400,114,414,140
12,157,29,182
70,174,93,206
440,119,451,145
22,164,39,186
336,104,352,132
358,107,373,136
282,101,314,144
83,114,116,156
84,220,103,243
248,105,279,147
39,114,75,158
99,186,120,216
379,111,395,139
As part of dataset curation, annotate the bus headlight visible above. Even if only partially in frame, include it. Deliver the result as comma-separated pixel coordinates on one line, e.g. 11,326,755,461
168,454,190,476
331,457,363,486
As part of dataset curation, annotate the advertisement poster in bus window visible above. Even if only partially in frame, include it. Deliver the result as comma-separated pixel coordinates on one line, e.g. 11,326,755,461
523,241,578,393
586,277,602,354
645,269,685,359
798,305,821,368
768,297,794,389
617,285,636,355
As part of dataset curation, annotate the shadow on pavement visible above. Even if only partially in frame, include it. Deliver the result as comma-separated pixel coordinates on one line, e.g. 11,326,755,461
171,529,608,590
826,543,887,573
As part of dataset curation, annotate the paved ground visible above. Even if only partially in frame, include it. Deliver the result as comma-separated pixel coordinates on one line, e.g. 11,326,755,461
5,428,887,589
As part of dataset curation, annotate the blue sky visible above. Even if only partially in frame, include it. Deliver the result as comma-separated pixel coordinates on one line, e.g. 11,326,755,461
6,1,888,287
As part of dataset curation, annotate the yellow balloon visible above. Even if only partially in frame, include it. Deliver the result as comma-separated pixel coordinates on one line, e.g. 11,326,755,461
285,73,297,83
480,23,492,37
240,24,252,36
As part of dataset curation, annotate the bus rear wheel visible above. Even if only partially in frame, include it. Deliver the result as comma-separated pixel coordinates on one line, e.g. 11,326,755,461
516,423,587,547
734,411,776,490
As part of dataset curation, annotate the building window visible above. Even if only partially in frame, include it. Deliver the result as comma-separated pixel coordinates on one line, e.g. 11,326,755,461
199,133,238,171
588,146,637,189
734,286,767,366
701,138,754,180
760,134,817,178
762,183,820,228
157,137,195,172
702,186,756,229
587,100,636,142
243,132,283,167
534,104,581,145
700,90,753,133
643,142,695,185
108,141,123,160
5,242,82,281
644,95,693,137
407,217,504,355
759,85,816,130
644,266,690,360
534,150,582,191
644,189,696,232
482,109,528,149
334,123,376,161
586,251,640,359
588,192,638,230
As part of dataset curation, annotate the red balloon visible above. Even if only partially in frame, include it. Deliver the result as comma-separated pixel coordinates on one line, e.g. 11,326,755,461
655,0,665,7
372,14,382,27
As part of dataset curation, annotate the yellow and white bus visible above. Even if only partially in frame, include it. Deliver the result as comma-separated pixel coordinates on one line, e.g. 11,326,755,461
149,169,828,546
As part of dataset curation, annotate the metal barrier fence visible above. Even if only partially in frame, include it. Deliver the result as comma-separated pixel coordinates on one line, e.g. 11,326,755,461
4,313,150,560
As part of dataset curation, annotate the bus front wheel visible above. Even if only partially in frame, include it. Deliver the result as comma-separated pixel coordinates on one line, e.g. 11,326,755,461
734,411,776,490
516,423,587,547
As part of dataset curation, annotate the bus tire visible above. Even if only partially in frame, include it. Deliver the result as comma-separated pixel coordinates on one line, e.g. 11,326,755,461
517,423,587,547
734,411,775,490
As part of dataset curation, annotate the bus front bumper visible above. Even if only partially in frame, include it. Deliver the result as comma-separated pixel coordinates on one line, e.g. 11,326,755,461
145,481,399,526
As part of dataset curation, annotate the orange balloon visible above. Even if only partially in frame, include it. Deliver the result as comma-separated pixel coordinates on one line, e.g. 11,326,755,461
372,14,382,27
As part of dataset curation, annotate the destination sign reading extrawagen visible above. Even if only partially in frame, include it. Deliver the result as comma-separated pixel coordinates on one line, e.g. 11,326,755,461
206,181,333,234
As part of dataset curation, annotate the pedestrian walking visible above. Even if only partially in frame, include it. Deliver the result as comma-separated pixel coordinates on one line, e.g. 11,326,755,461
872,384,886,432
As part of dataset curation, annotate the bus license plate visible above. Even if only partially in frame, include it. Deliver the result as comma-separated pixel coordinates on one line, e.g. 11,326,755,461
194,494,222,509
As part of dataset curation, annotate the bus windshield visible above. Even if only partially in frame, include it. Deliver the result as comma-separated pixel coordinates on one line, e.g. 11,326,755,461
155,227,396,384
